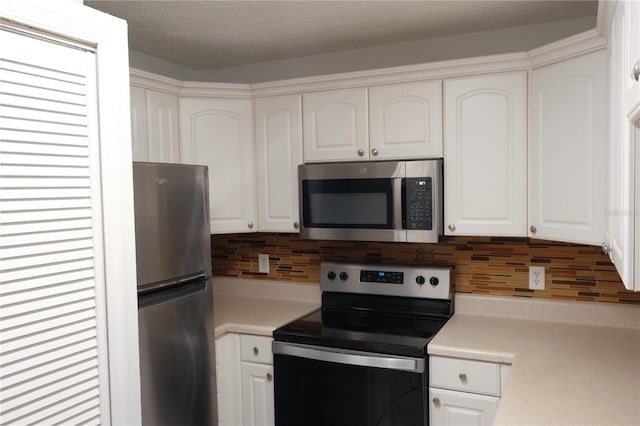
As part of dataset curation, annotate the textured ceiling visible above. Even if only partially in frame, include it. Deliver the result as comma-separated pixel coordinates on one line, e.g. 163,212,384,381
85,1,598,70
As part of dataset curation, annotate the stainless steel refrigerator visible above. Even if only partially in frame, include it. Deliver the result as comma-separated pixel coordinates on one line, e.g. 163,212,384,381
133,162,217,426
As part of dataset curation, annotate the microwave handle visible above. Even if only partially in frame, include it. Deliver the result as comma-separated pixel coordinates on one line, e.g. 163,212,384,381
393,178,404,231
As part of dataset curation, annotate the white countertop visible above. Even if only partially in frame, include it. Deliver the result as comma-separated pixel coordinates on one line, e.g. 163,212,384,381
429,294,640,425
212,276,320,337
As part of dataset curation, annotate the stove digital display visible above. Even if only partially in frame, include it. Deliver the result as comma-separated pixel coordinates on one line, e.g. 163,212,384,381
360,270,404,284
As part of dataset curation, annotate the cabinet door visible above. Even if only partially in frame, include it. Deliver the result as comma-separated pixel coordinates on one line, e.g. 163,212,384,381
180,98,256,233
215,334,243,426
130,85,148,161
302,88,368,162
626,0,640,118
369,80,443,159
146,89,180,163
608,6,635,289
530,51,607,245
429,388,498,426
444,72,527,236
241,362,275,426
255,95,302,232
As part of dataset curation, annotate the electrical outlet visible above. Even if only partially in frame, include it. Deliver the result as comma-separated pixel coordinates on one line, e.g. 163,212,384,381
258,253,269,273
529,266,545,290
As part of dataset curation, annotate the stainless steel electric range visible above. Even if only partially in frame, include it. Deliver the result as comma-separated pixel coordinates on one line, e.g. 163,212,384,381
272,261,454,426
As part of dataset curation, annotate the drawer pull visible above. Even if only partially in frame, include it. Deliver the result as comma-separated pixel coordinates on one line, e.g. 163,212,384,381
266,372,273,382
432,397,441,407
253,347,259,355
459,373,468,383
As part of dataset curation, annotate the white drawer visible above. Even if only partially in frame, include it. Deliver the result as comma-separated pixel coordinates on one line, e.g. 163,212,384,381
240,334,273,364
430,356,501,396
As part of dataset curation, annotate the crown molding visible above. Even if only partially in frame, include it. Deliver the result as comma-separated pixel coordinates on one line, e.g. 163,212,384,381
251,52,531,98
180,81,252,99
528,29,607,69
130,68,182,94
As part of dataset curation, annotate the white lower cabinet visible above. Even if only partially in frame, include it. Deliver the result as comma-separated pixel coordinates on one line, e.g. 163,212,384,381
216,333,274,426
429,388,498,426
429,356,510,426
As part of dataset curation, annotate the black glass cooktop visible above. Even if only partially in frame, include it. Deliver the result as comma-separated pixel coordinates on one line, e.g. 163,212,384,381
273,292,453,358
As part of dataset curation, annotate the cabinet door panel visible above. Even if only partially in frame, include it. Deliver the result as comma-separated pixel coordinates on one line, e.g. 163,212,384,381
429,388,498,426
180,98,256,233
130,86,148,161
303,88,368,162
530,51,606,245
146,90,180,163
626,0,640,118
241,362,274,426
607,6,635,288
369,80,442,159
444,72,527,236
255,95,302,232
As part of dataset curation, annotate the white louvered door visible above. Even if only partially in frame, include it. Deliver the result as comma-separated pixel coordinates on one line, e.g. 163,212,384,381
0,28,110,425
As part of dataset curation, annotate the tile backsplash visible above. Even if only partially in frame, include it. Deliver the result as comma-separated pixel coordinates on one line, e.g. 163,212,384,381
212,233,640,305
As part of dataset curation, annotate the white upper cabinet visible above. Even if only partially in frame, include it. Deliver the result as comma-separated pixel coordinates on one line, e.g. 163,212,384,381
368,80,443,159
625,0,640,119
530,50,607,246
303,88,369,162
180,98,256,233
129,87,180,163
146,90,180,163
255,95,303,232
607,2,635,290
130,85,148,162
444,72,527,236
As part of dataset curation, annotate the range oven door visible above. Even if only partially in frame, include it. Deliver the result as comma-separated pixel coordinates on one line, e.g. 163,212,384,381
273,342,427,426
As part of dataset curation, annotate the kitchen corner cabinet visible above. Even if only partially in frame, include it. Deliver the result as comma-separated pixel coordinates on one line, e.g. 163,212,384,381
129,86,180,163
255,95,303,232
368,80,443,159
444,72,527,237
529,50,607,246
179,98,257,233
215,333,274,426
429,356,510,426
302,87,369,162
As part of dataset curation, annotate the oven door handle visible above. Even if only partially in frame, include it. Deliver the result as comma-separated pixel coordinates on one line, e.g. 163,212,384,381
272,341,425,373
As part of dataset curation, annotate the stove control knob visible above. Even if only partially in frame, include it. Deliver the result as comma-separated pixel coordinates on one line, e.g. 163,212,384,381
327,271,336,280
339,272,349,281
416,275,426,285
429,276,440,286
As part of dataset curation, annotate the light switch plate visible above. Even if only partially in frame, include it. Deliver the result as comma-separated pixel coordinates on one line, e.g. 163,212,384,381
529,266,545,290
258,253,269,273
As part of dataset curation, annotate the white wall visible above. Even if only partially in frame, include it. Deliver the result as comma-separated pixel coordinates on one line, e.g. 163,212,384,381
129,16,595,83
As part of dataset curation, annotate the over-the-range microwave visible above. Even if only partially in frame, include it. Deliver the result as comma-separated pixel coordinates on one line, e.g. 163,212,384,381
298,159,443,243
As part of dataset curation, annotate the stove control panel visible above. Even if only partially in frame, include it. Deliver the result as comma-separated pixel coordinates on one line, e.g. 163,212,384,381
321,262,452,300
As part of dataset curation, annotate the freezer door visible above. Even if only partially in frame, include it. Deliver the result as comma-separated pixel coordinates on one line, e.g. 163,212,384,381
133,162,211,286
138,279,217,426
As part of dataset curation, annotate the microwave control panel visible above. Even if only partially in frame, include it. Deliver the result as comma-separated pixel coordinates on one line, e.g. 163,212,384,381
402,177,432,230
